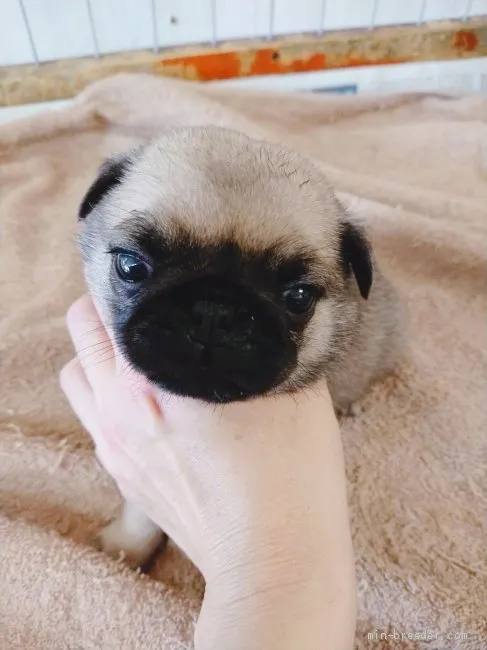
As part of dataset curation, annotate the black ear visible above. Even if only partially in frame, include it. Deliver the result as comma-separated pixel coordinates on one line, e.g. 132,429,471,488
340,222,373,299
78,154,132,220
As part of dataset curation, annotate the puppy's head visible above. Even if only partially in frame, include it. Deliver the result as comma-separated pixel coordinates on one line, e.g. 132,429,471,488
78,127,372,403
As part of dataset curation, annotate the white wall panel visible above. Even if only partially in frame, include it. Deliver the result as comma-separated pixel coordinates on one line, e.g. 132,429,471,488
22,0,94,61
373,0,426,26
323,0,377,30
423,0,471,21
469,0,487,15
271,0,322,36
0,0,38,65
89,0,154,54
214,0,271,40
152,0,213,47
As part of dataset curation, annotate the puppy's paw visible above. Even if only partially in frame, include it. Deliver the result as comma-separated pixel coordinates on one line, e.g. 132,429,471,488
96,516,166,570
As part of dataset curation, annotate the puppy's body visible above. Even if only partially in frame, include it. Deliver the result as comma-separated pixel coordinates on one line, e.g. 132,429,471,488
78,126,405,567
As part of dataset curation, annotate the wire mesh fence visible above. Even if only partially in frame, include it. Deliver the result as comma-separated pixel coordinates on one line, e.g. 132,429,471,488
1,0,485,67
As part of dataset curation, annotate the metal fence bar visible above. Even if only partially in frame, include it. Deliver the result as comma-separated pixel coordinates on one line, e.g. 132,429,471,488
85,0,100,58
319,0,327,35
463,0,474,20
417,0,428,25
211,0,217,45
268,0,275,39
18,0,39,65
151,0,159,53
370,0,380,29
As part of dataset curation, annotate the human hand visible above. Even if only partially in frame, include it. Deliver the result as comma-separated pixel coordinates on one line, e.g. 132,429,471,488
60,294,356,650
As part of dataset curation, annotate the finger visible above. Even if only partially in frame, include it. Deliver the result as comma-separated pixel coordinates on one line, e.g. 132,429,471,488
66,295,116,389
60,358,116,462
60,357,100,437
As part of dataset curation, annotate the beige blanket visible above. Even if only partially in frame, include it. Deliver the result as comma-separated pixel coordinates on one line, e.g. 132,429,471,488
0,74,486,650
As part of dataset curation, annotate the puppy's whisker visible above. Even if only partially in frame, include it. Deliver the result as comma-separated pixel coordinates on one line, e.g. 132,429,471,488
118,361,138,381
76,338,124,355
79,336,123,352
77,341,116,355
78,347,117,364
217,405,224,426
78,323,123,338
77,336,126,357
87,352,126,370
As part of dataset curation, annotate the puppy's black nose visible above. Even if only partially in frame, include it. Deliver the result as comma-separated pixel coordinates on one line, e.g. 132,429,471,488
189,300,242,347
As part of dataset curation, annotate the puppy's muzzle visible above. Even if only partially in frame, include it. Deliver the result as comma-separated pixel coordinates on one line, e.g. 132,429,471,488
121,279,295,402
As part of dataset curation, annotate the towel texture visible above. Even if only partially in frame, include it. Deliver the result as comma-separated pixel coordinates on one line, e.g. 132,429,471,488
0,74,486,649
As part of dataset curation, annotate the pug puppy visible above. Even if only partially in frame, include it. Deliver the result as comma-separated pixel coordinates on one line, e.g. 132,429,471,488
77,126,405,569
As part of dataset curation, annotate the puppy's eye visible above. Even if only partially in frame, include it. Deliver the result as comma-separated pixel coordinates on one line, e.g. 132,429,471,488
283,285,318,316
115,252,152,283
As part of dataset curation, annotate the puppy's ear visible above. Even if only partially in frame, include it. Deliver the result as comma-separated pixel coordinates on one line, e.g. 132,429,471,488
340,221,373,299
78,153,132,220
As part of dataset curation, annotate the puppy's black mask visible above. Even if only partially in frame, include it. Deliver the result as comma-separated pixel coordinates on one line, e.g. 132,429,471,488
121,270,294,402
108,234,307,403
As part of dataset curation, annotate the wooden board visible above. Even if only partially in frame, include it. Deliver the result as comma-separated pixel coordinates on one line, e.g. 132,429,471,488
1,17,486,106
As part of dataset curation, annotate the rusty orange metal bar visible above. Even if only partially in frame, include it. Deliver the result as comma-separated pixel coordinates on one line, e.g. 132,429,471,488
1,17,486,106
